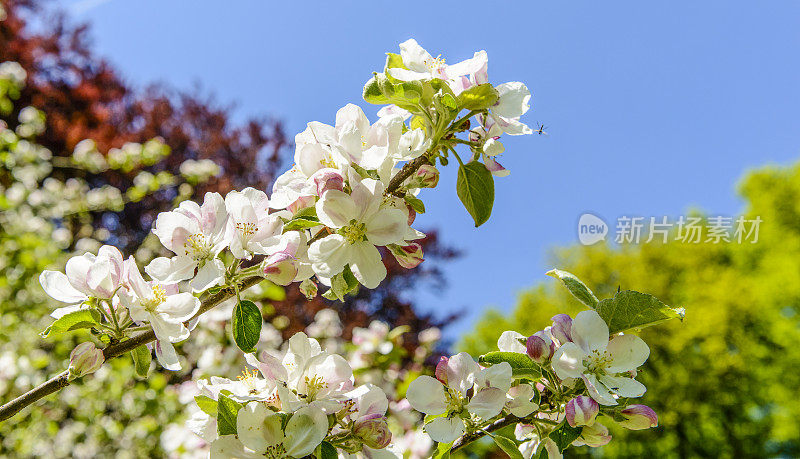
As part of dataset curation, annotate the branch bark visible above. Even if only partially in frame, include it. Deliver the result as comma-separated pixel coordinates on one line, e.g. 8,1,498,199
450,415,522,452
0,275,264,422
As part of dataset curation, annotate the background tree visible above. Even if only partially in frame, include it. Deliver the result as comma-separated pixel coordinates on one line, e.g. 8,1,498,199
461,161,800,457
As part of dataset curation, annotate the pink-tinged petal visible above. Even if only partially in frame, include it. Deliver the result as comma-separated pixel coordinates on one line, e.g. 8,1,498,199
350,179,382,222
308,235,349,278
225,191,258,227
446,352,480,393
425,417,465,444
491,114,533,136
483,156,510,177
39,270,86,303
606,334,650,373
582,374,618,406
466,387,506,419
296,143,331,177
480,362,512,392
124,259,151,299
598,375,647,398
494,82,531,119
245,351,289,382
316,190,358,229
364,208,408,246
145,256,196,284
261,253,298,286
152,211,198,253
551,342,586,380
65,253,94,294
406,375,447,415
154,339,181,371
618,405,658,430
572,310,609,354
348,241,386,289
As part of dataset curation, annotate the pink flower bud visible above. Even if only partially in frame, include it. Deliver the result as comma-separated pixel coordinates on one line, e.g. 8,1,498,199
311,168,344,196
577,422,612,447
353,414,392,449
406,206,417,226
68,342,104,380
526,334,552,363
388,243,424,269
435,356,448,384
566,395,599,427
618,405,658,430
410,164,439,189
299,278,318,300
551,314,573,344
261,252,298,286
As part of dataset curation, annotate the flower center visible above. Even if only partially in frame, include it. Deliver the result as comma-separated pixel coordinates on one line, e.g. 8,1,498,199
303,374,328,400
340,219,367,244
585,349,613,375
235,222,257,237
319,155,337,169
141,286,167,313
424,55,446,73
264,443,287,459
238,368,261,395
183,233,210,260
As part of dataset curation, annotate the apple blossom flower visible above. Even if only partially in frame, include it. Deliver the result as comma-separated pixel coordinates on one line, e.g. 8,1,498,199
308,178,408,288
550,314,573,345
119,262,200,370
348,384,392,449
565,395,599,427
406,352,512,443
352,321,393,355
497,330,527,354
526,332,555,363
224,188,283,260
387,39,487,88
618,404,658,430
39,245,127,318
387,242,424,269
551,310,650,405
236,402,328,458
146,192,230,292
515,424,563,459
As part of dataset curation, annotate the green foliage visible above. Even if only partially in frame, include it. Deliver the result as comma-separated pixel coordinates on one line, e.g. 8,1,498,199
545,268,599,308
131,345,152,378
491,433,525,459
231,300,262,353
462,160,800,457
458,84,499,110
216,393,242,436
40,309,100,338
456,161,494,227
478,352,542,380
595,290,685,334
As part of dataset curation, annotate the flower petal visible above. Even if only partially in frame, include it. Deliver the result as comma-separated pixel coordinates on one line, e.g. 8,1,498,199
284,405,329,457
598,375,647,398
237,402,282,452
572,310,609,354
497,330,526,353
39,270,86,303
364,208,408,247
349,241,386,289
582,374,618,406
406,375,447,415
467,387,506,419
425,417,465,444
551,342,586,380
606,334,650,373
316,190,358,229
308,235,349,278
154,340,181,371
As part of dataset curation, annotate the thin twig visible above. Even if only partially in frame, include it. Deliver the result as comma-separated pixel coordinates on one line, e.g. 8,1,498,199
450,415,522,452
0,276,264,422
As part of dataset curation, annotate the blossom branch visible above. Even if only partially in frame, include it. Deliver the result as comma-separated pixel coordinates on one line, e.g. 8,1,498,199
450,414,522,452
0,275,264,422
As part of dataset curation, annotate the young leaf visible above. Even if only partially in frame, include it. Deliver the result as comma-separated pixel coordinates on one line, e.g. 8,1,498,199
131,345,151,378
491,434,525,459
404,194,426,214
478,351,542,380
216,393,242,436
40,309,100,338
457,161,494,227
595,290,685,334
458,83,499,110
546,268,599,308
385,52,407,70
232,300,262,353
194,395,218,417
316,441,338,459
432,442,452,459
283,216,320,231
548,423,583,452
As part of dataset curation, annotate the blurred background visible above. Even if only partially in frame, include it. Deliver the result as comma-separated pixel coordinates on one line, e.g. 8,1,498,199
1,0,799,457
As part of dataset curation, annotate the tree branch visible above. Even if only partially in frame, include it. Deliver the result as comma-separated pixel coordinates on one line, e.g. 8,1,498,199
450,415,522,452
0,275,264,422
385,154,432,196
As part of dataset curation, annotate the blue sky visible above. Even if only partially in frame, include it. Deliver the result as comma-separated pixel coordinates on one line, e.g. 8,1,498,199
59,0,800,339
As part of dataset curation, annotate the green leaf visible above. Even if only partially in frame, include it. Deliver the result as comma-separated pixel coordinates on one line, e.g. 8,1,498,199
478,352,542,380
549,423,583,452
232,300,262,353
432,442,452,459
458,83,499,110
457,161,495,227
363,75,390,105
316,441,338,459
293,206,318,219
284,216,320,231
546,268,599,308
131,345,151,378
216,393,242,436
404,194,426,214
385,52,407,70
491,434,525,459
596,290,685,334
194,395,218,417
41,309,101,338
